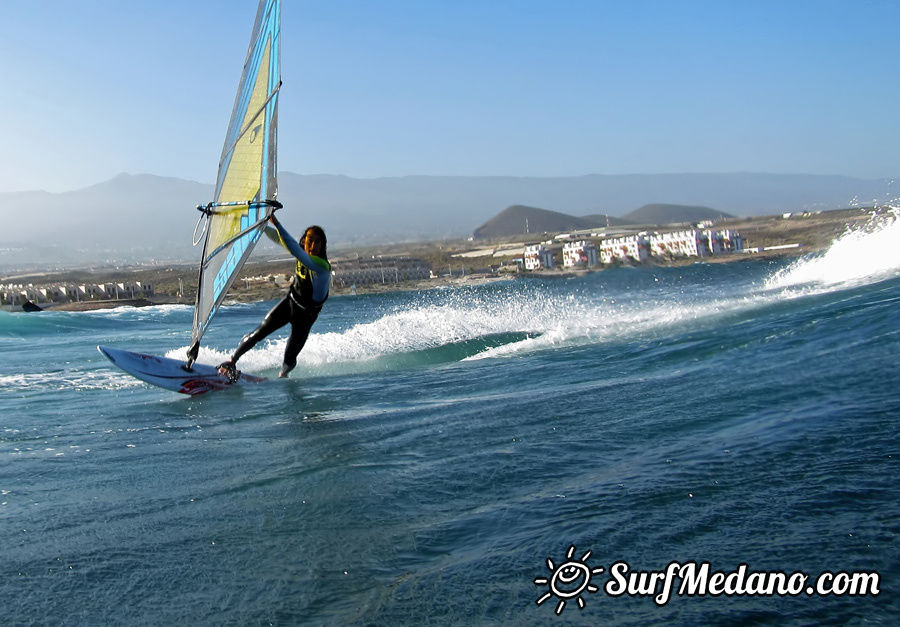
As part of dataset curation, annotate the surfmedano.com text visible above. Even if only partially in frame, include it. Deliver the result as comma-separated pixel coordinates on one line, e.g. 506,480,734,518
604,561,881,606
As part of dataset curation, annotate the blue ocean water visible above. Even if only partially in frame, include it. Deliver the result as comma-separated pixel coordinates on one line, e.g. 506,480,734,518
2,214,899,625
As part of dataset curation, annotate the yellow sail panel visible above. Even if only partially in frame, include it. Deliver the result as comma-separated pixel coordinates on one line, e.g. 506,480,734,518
217,40,271,205
206,37,273,254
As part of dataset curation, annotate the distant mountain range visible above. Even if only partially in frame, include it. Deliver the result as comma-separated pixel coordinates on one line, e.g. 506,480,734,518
0,171,894,270
472,203,733,239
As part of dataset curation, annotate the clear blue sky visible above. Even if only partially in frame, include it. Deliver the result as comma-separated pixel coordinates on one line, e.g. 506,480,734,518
1,0,898,193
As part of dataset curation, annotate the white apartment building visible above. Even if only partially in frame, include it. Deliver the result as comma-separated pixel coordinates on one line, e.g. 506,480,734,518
600,229,744,264
524,244,556,270
707,229,744,254
562,241,599,268
1,281,154,306
330,255,431,286
650,230,709,258
599,234,651,264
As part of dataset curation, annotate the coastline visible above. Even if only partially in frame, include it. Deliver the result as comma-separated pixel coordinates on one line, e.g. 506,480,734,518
7,205,870,312
19,248,804,313
41,273,515,311
45,298,165,312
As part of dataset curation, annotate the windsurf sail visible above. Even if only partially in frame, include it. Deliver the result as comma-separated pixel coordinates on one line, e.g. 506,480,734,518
186,0,282,367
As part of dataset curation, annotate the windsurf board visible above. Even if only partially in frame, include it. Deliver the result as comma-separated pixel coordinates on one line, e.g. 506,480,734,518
98,345,267,396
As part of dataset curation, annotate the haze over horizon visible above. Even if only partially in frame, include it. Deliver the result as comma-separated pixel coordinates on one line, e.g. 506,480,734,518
2,0,898,196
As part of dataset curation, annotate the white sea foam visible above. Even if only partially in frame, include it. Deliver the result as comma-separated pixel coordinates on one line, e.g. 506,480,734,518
178,283,753,371
766,207,900,290
169,294,559,372
0,369,142,391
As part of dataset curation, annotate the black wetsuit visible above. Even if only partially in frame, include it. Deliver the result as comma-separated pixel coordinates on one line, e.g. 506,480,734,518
229,221,330,377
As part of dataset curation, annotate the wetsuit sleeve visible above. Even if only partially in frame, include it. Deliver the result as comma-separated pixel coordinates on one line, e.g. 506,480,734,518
263,224,287,248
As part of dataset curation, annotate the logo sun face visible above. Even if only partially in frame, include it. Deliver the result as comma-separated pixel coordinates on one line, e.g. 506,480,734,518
534,545,604,615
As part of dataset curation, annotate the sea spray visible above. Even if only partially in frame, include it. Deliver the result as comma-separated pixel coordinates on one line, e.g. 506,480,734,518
767,207,900,289
202,267,767,373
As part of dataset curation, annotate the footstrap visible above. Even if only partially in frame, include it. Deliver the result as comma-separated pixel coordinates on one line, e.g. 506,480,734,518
217,361,241,384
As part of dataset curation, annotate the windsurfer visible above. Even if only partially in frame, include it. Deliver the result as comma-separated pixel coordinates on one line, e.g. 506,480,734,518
218,216,330,380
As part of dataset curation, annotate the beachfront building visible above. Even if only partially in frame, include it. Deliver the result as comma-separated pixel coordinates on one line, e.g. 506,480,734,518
524,244,556,270
79,283,105,301
1,285,27,306
1,284,51,305
562,241,599,268
650,230,709,259
65,285,86,301
331,254,431,287
95,282,155,300
597,228,744,265
648,229,745,259
599,234,651,264
45,285,67,301
706,229,744,254
26,286,48,302
121,281,154,298
1,281,154,305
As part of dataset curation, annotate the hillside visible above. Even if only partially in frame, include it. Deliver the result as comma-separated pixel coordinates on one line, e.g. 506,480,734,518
473,203,734,239
621,203,736,225
472,205,625,239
